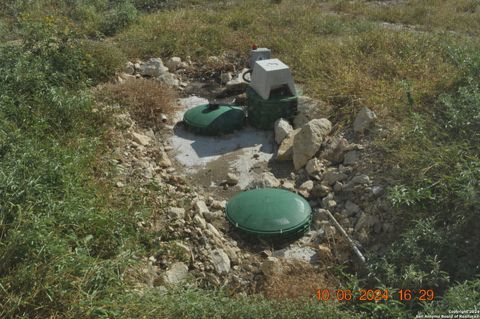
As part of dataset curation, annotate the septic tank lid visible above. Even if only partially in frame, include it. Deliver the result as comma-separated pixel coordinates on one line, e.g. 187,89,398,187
226,188,312,237
183,103,245,135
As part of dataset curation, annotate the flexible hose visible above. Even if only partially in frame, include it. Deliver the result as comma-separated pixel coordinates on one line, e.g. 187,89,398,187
242,69,252,83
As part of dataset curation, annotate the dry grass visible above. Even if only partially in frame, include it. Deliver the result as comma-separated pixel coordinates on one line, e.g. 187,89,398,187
333,0,480,35
98,78,177,129
116,0,463,127
263,260,339,300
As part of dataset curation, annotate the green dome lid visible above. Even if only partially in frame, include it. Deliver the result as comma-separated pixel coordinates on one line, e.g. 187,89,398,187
226,188,312,238
183,103,246,135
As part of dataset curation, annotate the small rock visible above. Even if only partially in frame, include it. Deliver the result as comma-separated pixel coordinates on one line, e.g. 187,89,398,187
322,198,337,210
280,180,295,191
305,158,325,177
318,244,332,258
168,207,185,219
163,262,189,284
225,68,249,94
319,136,350,164
343,150,360,166
138,58,169,77
281,246,318,264
251,172,280,188
261,257,283,277
206,223,222,238
322,170,348,186
194,200,209,216
158,152,172,168
276,128,300,161
226,172,239,186
372,186,384,197
193,214,206,229
274,118,293,144
345,200,360,217
124,62,135,75
158,72,179,87
166,57,182,72
293,118,332,170
333,182,343,192
351,174,370,185
116,181,125,188
211,200,226,210
299,180,314,198
131,132,151,146
311,184,332,198
210,249,231,275
203,210,223,223
353,107,376,135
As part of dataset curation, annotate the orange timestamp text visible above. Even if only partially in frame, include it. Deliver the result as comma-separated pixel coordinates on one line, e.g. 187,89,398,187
316,289,436,302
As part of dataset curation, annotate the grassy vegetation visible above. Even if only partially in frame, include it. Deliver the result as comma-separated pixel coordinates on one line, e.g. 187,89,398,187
1,0,479,318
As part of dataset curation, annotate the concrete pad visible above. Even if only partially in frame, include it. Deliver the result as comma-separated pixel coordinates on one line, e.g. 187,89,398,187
168,96,275,189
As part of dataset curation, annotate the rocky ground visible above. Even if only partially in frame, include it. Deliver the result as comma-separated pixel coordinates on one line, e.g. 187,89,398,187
105,55,395,298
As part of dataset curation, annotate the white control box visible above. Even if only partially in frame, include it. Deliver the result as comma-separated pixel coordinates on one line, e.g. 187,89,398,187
249,48,271,68
250,58,296,100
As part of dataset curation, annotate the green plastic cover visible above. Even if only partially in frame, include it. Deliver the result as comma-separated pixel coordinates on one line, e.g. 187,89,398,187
226,188,311,238
246,86,299,130
183,104,246,135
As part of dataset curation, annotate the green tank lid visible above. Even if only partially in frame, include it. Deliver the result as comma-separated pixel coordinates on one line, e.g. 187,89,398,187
226,188,312,239
183,103,245,135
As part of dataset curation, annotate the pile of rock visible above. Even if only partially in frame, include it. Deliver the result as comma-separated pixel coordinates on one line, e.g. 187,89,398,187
118,57,190,89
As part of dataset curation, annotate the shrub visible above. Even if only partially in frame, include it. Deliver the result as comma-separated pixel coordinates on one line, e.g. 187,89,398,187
100,0,138,36
98,78,177,129
80,39,128,84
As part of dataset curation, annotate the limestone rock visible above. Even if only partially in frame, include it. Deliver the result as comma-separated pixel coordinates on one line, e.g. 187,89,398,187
157,72,179,87
226,172,239,186
167,207,185,220
131,132,151,146
138,58,169,77
351,174,370,185
251,172,280,188
124,62,135,75
280,180,295,191
158,151,172,168
311,184,331,198
319,136,350,164
166,57,182,72
210,249,231,275
203,210,223,223
322,170,348,186
299,180,314,198
225,68,249,94
353,107,376,135
277,128,300,161
345,200,360,217
193,214,206,229
163,262,189,284
274,118,293,144
305,158,325,177
194,200,209,216
293,119,332,170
